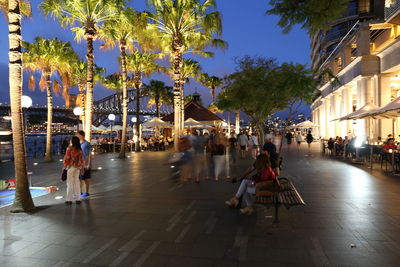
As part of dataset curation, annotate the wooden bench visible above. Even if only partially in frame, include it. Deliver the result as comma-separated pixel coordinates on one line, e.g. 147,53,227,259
255,177,305,224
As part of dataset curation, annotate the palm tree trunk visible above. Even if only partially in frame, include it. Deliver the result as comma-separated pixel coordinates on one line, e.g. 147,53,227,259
172,41,183,151
134,74,142,152
45,73,53,162
84,33,95,142
235,111,240,134
180,79,185,133
8,0,34,212
211,86,215,103
78,84,85,130
118,44,128,159
155,95,160,118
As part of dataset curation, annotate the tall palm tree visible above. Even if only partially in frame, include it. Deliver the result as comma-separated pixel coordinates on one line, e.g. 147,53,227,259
199,73,221,103
143,80,173,118
70,60,105,130
41,0,123,142
4,0,34,212
177,59,201,129
99,8,148,158
126,50,160,150
147,0,226,149
24,37,77,162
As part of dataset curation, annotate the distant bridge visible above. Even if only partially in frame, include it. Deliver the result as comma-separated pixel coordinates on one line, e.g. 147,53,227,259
0,90,172,126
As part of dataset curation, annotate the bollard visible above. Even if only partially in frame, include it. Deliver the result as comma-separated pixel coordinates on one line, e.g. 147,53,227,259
369,145,373,169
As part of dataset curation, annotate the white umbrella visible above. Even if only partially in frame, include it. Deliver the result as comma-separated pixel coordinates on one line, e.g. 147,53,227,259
142,117,173,128
335,103,380,121
294,120,319,128
184,118,211,128
358,97,400,119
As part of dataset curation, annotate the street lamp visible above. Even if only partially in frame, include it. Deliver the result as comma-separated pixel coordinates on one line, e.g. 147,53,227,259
21,95,32,133
73,107,83,131
108,114,115,152
131,117,137,152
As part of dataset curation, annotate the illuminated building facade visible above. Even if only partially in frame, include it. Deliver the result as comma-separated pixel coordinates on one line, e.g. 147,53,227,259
309,0,400,139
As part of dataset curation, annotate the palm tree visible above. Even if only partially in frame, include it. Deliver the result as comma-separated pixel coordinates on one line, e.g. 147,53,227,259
70,60,105,130
199,73,221,103
126,50,161,150
41,0,123,142
177,59,201,130
24,37,77,162
4,0,34,212
147,0,226,149
143,80,173,118
99,8,148,158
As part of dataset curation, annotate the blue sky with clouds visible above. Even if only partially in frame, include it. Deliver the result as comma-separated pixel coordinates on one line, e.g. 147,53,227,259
0,0,311,117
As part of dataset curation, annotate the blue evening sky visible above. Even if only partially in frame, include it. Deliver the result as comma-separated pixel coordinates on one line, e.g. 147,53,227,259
0,0,311,118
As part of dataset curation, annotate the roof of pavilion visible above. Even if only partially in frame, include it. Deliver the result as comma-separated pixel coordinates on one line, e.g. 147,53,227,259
162,101,223,123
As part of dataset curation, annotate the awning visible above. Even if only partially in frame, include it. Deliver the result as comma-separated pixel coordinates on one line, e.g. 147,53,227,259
334,103,380,121
357,97,400,119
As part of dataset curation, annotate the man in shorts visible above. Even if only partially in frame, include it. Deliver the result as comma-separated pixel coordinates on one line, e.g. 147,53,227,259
76,130,92,198
238,131,249,158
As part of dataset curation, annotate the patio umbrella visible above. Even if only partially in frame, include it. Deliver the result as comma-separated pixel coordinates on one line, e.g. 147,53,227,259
357,97,400,119
184,118,211,128
142,117,173,128
294,120,319,128
336,103,380,121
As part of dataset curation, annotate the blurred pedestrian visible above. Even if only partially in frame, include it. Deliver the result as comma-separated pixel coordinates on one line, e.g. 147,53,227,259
306,130,314,154
249,132,259,159
295,132,302,152
238,131,249,158
228,132,238,165
285,131,293,151
213,128,227,180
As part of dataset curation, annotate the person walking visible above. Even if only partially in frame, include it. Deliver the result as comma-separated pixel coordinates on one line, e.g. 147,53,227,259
63,136,84,204
213,129,227,180
228,133,238,165
190,129,205,183
285,131,293,151
306,130,314,154
76,131,92,198
295,132,302,152
238,131,249,158
249,132,259,159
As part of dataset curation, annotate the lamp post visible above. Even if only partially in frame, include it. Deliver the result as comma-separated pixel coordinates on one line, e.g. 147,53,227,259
108,113,115,153
73,107,83,131
131,117,137,152
21,95,32,133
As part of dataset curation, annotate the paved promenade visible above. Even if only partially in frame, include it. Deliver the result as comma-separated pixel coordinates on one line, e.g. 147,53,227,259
1,145,400,266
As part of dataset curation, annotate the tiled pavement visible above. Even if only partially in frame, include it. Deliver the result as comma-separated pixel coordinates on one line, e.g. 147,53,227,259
1,145,400,267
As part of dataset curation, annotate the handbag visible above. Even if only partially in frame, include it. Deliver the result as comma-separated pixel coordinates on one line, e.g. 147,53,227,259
61,169,67,181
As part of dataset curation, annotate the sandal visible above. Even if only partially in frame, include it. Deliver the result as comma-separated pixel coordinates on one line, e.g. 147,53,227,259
225,197,239,208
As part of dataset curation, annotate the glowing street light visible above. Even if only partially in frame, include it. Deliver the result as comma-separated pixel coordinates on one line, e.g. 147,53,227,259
73,106,84,131
21,95,32,132
21,95,32,108
73,106,83,116
109,114,115,153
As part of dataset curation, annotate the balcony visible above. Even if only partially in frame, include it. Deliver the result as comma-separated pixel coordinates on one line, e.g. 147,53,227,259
385,0,400,24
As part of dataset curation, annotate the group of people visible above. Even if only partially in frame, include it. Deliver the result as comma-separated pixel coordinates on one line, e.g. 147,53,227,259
62,130,92,204
285,130,314,152
224,134,281,214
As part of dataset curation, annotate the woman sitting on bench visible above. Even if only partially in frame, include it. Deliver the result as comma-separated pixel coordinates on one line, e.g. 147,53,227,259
225,154,278,214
